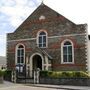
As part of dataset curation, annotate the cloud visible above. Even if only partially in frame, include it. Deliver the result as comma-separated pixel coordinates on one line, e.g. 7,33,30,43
0,0,41,56
0,35,6,56
0,0,16,7
0,0,40,30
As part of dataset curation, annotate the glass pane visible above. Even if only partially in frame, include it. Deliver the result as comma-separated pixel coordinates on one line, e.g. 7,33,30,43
40,32,46,35
39,37,42,43
43,36,46,43
21,49,24,56
64,41,71,45
17,57,20,63
21,57,24,63
17,50,20,56
43,43,46,47
63,55,67,62
63,46,67,55
68,55,72,62
68,46,72,55
39,44,42,47
18,45,23,48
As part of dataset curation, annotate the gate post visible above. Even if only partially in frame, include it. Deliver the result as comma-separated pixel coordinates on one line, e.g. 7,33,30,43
34,68,40,84
11,70,16,83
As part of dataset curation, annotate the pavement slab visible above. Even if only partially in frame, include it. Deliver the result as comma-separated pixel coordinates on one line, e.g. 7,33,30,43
0,81,90,90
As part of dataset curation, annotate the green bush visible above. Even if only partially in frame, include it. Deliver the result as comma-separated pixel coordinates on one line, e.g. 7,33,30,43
4,70,12,81
61,72,70,78
40,71,48,77
0,70,4,77
40,71,89,78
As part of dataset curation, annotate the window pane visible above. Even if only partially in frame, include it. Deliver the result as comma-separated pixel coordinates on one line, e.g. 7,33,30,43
64,41,71,45
68,55,72,62
39,44,42,47
21,49,24,56
38,31,47,48
17,50,20,56
68,46,72,55
21,57,24,63
43,36,46,43
43,43,46,47
40,32,46,35
39,37,42,43
17,57,20,63
63,55,67,62
63,46,67,55
18,45,23,48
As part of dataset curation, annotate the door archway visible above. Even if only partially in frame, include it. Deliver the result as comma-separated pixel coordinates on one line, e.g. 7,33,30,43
30,53,44,77
33,55,42,70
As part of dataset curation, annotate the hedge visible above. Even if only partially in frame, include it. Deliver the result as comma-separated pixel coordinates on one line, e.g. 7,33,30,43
40,71,90,78
4,70,12,81
0,70,5,77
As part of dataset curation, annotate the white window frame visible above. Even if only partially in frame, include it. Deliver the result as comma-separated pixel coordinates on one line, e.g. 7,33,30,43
61,39,74,64
37,30,48,48
15,43,25,65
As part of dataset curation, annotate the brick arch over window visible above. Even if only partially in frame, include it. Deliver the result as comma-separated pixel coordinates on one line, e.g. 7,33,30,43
37,30,48,48
61,39,74,64
15,43,25,64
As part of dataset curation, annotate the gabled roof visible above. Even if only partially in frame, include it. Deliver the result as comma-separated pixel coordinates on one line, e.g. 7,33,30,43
14,3,75,33
35,46,53,60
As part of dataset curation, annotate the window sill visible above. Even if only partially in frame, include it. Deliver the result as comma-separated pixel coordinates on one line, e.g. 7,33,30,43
61,62,74,64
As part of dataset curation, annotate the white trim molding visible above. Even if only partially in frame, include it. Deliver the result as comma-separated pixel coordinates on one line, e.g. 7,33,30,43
37,30,48,48
7,33,86,42
30,53,44,77
61,39,74,64
15,43,25,65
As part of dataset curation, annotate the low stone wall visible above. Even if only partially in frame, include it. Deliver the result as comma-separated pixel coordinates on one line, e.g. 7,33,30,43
39,77,90,86
0,76,3,84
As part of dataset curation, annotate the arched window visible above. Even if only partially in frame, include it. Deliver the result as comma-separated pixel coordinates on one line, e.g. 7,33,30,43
61,40,74,64
38,31,47,48
16,44,25,64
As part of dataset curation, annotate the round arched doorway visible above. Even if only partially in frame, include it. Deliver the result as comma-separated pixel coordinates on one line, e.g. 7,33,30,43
30,53,44,77
32,55,42,70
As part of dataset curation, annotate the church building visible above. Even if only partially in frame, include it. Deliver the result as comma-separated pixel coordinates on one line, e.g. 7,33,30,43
7,3,88,78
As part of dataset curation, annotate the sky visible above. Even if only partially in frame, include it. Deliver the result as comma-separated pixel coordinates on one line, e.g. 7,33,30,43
0,0,90,56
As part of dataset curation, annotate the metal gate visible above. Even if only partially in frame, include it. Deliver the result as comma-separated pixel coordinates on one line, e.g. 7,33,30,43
11,64,40,84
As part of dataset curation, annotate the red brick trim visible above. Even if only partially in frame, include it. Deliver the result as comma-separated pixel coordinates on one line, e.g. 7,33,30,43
26,48,32,51
8,47,32,53
52,64,86,67
14,41,26,47
22,16,65,26
8,48,15,53
8,64,15,68
60,37,77,48
36,29,48,35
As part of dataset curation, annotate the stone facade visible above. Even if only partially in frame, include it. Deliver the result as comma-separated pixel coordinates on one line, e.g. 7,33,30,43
39,77,90,86
7,4,88,77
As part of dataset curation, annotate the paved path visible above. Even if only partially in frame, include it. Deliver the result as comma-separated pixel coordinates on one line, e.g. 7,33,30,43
29,84,90,90
0,81,18,88
0,81,90,90
0,82,63,90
